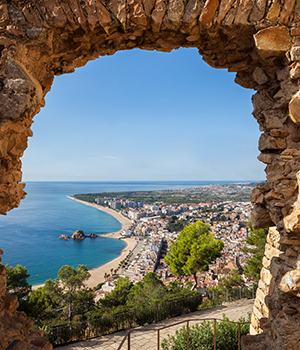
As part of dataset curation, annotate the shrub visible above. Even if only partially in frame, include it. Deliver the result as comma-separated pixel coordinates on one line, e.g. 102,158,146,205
161,315,249,350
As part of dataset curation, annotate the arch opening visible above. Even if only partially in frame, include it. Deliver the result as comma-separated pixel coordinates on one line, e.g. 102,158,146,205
1,1,300,349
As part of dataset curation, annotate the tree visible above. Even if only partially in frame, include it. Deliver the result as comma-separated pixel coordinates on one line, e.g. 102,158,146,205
100,277,133,313
126,273,167,309
43,265,92,322
217,270,244,290
165,221,224,286
243,222,268,282
5,264,32,311
167,216,187,232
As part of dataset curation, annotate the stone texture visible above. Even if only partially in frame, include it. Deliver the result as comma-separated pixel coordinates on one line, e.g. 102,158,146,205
71,229,86,240
254,26,292,60
1,1,300,350
251,204,274,229
289,91,300,124
199,0,219,25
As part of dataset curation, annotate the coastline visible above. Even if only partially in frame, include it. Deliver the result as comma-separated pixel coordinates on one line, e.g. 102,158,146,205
67,196,133,238
33,197,136,290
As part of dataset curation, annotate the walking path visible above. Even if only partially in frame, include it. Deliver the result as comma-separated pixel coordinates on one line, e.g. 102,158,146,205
57,299,254,350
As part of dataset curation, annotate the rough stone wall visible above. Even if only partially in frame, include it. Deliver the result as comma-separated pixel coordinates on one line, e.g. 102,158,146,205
0,249,52,350
1,0,300,349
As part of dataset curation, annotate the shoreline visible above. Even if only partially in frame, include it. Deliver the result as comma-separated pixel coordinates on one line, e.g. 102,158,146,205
67,196,133,238
33,197,136,290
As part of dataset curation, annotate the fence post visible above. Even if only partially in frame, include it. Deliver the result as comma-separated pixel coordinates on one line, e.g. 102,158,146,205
187,320,189,350
226,289,228,303
212,290,215,306
214,319,216,350
238,323,240,350
128,331,130,350
157,329,160,350
239,287,242,300
252,287,254,299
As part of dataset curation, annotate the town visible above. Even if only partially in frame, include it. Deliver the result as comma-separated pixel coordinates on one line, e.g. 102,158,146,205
90,184,256,298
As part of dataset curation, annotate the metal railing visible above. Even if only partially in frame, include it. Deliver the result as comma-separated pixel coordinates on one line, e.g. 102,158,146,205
46,295,202,346
46,287,255,347
5,340,20,350
117,330,132,350
118,317,250,350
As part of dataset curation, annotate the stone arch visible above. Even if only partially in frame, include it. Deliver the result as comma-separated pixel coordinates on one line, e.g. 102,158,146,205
1,0,300,349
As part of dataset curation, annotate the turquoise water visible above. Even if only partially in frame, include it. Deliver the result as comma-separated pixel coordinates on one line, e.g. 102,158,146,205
0,181,239,285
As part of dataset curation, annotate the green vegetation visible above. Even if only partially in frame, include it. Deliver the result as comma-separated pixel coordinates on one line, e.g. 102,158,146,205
6,264,95,327
5,264,200,328
5,263,32,312
73,183,256,205
242,222,268,282
167,216,188,232
161,315,250,350
99,273,200,316
165,221,224,285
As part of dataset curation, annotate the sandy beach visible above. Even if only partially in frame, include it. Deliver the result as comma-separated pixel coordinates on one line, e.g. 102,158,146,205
67,196,133,238
33,197,136,290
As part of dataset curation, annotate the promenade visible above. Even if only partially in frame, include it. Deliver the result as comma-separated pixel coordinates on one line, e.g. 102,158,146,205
57,299,254,350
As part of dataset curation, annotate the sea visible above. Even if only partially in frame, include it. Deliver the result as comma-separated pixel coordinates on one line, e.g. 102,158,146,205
0,181,242,285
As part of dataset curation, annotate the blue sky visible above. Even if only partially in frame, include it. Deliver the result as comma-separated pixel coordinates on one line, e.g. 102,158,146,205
22,47,265,182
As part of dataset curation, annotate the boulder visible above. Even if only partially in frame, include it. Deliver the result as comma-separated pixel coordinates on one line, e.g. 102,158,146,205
72,230,85,240
59,234,70,240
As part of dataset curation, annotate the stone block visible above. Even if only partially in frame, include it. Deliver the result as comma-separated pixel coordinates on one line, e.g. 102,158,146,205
250,324,258,335
286,248,297,257
234,0,253,24
182,0,201,27
289,91,300,124
257,153,273,164
292,27,300,36
255,296,262,310
270,129,289,137
254,26,291,60
266,0,281,21
31,337,49,347
264,115,284,130
291,46,300,61
215,0,235,23
258,133,287,152
270,258,281,278
290,62,300,79
263,256,271,269
199,0,219,25
279,0,296,24
251,187,265,204
249,0,267,22
252,67,269,85
261,266,273,286
283,204,300,233
241,333,268,349
264,243,282,260
267,227,280,247
251,204,274,229
279,269,300,297
256,287,267,304
259,279,269,295
265,190,282,201
261,302,269,317
2,293,19,313
253,304,263,320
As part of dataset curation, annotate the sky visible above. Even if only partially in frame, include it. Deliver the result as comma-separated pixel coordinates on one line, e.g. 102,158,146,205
21,47,265,182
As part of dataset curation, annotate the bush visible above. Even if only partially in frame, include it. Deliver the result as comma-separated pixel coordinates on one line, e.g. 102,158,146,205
161,315,249,350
